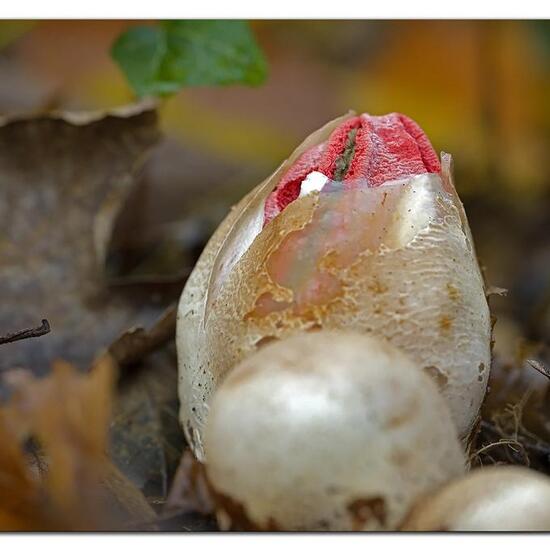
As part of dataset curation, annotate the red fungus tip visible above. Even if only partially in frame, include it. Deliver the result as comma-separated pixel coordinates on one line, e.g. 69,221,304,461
264,113,441,226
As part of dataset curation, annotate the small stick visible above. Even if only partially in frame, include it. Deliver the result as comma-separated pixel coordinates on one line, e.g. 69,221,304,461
470,438,525,460
107,305,176,368
526,359,550,381
0,319,51,346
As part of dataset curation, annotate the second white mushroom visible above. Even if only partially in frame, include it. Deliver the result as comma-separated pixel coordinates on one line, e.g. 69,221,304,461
203,331,466,531
403,465,550,531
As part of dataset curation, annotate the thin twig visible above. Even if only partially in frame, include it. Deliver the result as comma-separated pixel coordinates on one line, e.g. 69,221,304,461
480,419,550,459
106,304,176,368
0,319,51,346
471,437,530,468
470,438,524,460
526,358,550,381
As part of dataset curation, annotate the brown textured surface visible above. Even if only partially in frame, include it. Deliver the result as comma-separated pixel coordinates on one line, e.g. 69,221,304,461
0,104,160,374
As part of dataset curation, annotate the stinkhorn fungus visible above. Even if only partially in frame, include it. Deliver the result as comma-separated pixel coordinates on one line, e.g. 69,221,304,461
176,112,492,460
204,331,466,531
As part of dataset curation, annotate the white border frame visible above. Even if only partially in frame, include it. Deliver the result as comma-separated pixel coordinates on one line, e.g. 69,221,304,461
0,0,549,19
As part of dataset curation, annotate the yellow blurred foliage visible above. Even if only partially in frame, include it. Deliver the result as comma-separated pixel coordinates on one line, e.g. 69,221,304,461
0,357,117,531
1,20,548,199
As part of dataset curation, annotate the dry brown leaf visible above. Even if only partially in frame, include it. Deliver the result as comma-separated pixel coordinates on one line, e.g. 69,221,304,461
164,449,214,517
0,355,156,531
0,103,162,375
109,347,184,504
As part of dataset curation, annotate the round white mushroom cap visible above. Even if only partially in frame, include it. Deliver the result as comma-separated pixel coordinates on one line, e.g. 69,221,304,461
403,465,550,531
203,331,466,531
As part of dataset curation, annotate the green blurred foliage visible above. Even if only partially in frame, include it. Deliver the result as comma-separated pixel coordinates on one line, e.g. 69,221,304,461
0,20,34,51
111,20,268,97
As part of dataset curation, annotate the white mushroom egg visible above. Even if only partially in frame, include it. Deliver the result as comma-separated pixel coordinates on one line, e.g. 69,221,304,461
203,331,466,531
403,465,550,531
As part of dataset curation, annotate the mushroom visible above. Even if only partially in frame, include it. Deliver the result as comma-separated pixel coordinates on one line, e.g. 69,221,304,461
177,112,491,459
203,331,466,531
403,465,550,531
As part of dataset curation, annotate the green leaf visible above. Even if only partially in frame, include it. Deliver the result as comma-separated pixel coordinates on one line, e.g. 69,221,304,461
112,20,268,98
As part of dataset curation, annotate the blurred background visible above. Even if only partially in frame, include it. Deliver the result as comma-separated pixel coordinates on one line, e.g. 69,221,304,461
1,19,549,354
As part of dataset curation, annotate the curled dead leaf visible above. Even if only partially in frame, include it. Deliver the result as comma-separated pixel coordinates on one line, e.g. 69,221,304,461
0,355,156,531
0,102,162,375
163,449,214,518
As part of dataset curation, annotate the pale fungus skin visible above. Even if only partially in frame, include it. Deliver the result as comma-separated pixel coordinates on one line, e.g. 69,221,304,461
203,331,466,531
176,112,491,459
403,466,550,531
